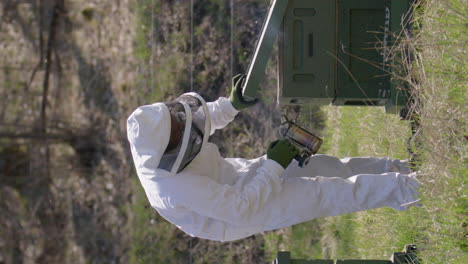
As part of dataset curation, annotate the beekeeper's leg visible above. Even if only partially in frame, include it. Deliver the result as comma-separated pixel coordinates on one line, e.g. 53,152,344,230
340,157,412,175
263,172,419,230
295,154,353,179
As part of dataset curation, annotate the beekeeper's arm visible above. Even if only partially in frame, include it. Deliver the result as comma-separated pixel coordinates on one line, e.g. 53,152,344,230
207,74,258,135
161,159,284,226
158,140,298,226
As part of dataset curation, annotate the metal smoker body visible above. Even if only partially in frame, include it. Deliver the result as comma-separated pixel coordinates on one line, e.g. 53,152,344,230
279,116,323,167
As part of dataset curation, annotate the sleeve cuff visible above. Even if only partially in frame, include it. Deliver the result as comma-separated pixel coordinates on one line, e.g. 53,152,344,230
262,159,285,177
217,97,239,116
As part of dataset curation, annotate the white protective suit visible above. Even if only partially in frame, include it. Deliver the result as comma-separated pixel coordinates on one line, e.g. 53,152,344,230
127,96,419,242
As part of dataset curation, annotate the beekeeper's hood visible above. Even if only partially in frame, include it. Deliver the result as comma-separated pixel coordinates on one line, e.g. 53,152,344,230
127,92,211,175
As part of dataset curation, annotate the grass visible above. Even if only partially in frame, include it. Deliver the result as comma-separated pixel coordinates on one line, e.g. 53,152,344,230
323,105,419,259
130,178,194,264
406,1,467,262
132,0,189,102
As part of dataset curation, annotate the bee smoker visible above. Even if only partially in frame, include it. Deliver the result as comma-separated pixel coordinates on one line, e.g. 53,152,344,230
279,116,323,167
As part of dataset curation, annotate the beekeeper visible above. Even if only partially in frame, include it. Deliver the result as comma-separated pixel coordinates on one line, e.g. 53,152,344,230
127,75,420,242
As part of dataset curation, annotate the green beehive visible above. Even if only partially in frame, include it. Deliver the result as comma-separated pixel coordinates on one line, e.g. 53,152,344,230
277,0,413,113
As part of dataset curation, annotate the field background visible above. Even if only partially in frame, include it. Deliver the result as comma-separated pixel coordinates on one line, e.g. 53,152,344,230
0,0,466,263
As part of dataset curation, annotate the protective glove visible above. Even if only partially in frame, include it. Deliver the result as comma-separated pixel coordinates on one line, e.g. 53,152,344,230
229,74,259,110
267,139,300,169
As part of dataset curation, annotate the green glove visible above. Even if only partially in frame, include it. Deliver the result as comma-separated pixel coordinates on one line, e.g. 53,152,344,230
229,74,259,110
267,139,300,169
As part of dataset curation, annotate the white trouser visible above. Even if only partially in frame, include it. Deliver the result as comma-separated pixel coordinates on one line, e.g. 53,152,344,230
260,155,419,230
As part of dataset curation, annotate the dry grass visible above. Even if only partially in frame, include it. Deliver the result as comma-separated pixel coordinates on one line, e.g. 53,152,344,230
406,0,467,262
348,0,467,262
0,1,139,263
